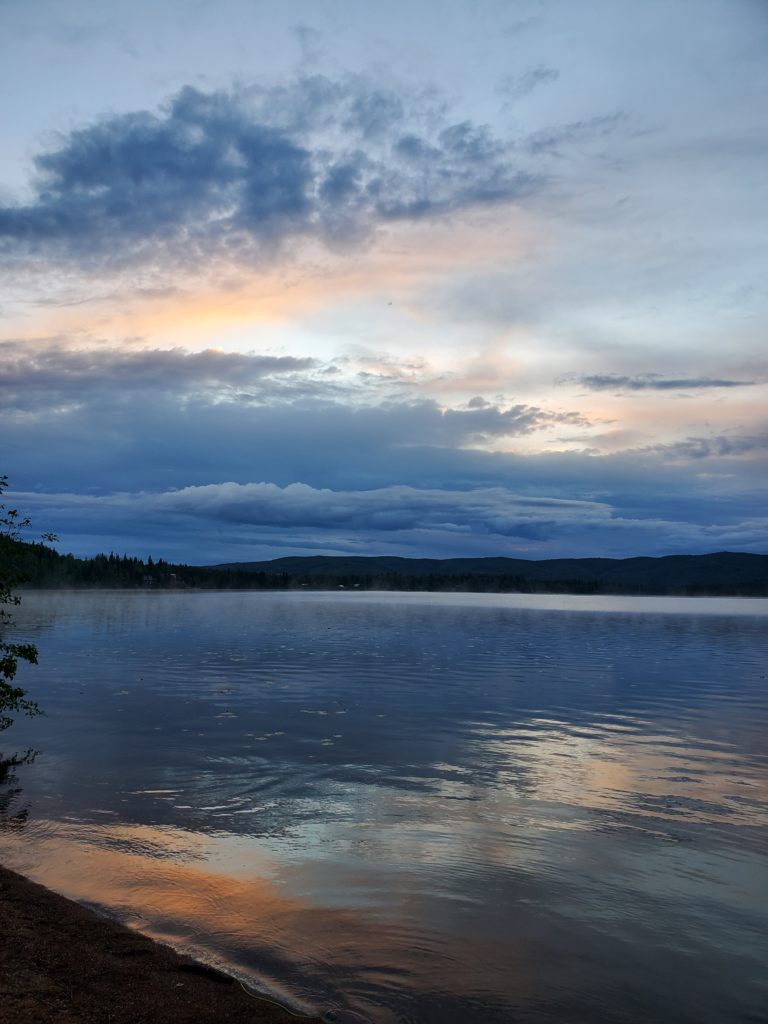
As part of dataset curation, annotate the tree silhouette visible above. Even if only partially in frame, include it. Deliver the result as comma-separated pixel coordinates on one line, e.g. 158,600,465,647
0,475,53,731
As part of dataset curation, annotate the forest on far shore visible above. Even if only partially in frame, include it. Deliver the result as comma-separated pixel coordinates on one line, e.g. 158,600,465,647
8,540,768,597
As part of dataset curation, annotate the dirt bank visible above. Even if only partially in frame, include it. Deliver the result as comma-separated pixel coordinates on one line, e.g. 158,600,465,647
0,864,325,1024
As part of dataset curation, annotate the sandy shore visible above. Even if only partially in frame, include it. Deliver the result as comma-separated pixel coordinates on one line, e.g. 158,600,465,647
0,864,325,1024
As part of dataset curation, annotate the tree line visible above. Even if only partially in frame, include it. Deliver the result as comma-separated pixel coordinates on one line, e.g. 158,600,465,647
8,538,764,595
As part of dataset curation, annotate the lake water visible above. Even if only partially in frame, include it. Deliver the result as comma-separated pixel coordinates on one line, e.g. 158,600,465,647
1,591,767,1024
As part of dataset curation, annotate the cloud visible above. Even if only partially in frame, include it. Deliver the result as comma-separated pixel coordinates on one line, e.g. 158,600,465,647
0,340,588,438
641,433,768,459
151,481,611,538
438,404,588,442
0,79,535,266
525,114,626,155
558,373,759,391
0,341,317,404
2,355,765,561
8,482,618,552
2,366,765,500
496,67,559,102
12,481,768,563
0,481,629,549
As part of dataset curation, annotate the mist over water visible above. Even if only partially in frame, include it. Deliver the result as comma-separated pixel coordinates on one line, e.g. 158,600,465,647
2,591,767,1023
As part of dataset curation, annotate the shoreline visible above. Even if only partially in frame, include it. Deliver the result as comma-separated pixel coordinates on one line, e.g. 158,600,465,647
0,863,325,1024
17,584,768,598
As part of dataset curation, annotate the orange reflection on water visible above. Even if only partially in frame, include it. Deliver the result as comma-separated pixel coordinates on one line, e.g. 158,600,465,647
473,719,768,829
0,819,539,1023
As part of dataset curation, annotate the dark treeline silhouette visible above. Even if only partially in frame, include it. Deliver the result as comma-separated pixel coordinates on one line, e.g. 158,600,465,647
9,539,768,596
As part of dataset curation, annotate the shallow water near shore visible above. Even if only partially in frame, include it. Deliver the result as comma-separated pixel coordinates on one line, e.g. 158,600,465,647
2,590,767,1023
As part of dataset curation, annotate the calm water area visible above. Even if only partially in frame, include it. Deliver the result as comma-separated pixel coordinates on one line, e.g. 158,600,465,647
1,590,767,1024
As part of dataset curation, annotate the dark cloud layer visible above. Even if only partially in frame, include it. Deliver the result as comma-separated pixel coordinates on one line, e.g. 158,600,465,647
11,478,768,564
0,342,587,442
560,373,758,391
0,79,533,265
152,481,607,539
439,403,586,441
641,434,768,459
3,374,766,561
0,341,316,404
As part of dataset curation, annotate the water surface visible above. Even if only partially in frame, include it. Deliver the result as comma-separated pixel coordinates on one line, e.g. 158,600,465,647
1,591,767,1023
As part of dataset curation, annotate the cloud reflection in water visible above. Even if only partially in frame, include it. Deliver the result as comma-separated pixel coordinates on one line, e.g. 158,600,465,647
2,591,767,1023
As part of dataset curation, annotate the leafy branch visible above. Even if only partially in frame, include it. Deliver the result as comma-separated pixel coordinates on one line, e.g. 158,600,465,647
1,475,52,731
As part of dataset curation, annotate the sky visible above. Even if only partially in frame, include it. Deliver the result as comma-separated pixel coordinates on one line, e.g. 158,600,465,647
1,0,767,564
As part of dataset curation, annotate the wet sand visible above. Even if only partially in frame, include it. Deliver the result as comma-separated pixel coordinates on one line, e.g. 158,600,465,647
0,864,324,1024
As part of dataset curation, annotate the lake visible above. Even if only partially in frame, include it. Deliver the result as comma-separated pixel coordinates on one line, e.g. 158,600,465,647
1,591,767,1023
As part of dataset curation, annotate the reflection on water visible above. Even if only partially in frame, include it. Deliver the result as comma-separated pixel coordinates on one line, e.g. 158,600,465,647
0,749,37,831
1,591,767,1023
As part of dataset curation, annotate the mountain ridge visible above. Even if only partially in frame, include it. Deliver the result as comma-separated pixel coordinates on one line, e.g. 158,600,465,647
209,551,768,589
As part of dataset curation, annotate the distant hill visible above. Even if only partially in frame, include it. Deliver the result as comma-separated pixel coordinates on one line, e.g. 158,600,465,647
210,552,768,591
10,540,768,595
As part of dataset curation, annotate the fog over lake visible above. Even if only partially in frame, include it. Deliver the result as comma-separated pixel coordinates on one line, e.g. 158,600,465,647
2,591,767,1024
